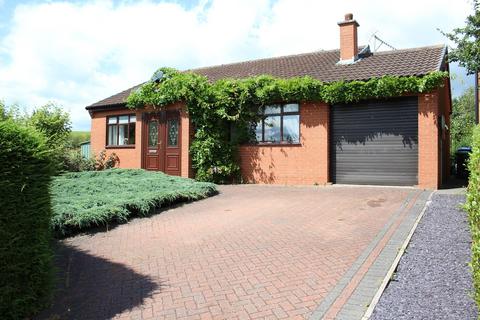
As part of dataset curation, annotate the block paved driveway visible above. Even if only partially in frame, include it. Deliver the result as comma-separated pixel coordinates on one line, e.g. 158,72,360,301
39,185,419,320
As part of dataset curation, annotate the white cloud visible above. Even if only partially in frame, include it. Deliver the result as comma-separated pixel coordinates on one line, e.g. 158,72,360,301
0,0,474,130
257,0,471,55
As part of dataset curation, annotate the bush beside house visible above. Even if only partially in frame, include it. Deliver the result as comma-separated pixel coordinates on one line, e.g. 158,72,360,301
451,87,475,154
447,7,480,311
466,125,480,313
0,120,55,319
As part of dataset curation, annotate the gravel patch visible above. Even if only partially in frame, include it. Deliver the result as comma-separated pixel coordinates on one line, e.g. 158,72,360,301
371,193,477,320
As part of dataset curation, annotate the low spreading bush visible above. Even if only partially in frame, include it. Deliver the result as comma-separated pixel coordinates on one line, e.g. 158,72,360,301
0,120,55,319
50,169,217,235
465,125,480,311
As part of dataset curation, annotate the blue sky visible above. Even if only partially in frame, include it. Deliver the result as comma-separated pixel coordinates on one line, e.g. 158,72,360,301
0,0,475,130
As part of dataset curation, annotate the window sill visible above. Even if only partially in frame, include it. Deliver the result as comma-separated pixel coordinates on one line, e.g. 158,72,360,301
105,145,135,149
242,142,302,147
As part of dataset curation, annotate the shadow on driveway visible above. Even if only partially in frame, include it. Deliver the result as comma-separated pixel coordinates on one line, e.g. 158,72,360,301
37,242,161,320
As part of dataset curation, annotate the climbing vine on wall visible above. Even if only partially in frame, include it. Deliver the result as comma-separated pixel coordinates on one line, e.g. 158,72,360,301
127,67,448,183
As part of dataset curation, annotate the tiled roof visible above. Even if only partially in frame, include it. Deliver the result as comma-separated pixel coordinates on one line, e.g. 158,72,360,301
86,44,447,110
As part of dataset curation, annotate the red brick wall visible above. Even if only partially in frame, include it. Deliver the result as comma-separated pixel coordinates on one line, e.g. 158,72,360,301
238,102,329,185
418,76,453,190
90,108,143,168
179,106,193,178
418,92,441,189
89,94,447,188
89,103,191,177
339,22,358,61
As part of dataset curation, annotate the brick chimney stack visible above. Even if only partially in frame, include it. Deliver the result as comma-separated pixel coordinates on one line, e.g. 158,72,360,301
338,13,359,62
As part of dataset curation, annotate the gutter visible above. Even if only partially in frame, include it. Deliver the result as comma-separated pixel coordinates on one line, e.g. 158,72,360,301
85,103,128,116
437,45,448,71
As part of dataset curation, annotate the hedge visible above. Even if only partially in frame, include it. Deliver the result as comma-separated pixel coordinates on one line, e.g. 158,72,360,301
466,125,480,313
0,120,55,319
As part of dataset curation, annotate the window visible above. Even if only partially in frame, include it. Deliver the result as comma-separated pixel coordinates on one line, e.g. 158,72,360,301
107,115,136,146
167,118,179,147
254,103,300,143
148,120,158,147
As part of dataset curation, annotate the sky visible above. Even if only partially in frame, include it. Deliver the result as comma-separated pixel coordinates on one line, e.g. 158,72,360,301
0,0,476,131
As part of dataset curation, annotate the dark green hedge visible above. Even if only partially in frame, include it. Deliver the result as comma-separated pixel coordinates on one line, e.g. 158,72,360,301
0,120,55,319
466,125,480,313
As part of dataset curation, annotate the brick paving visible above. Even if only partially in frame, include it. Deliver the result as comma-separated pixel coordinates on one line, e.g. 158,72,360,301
38,185,414,320
311,189,430,320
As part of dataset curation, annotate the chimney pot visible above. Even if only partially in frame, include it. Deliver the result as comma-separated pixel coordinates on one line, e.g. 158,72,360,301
345,13,353,21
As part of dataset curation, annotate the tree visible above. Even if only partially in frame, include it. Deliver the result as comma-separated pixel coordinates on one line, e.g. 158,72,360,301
0,101,73,170
0,101,5,120
0,101,25,122
451,87,476,152
28,103,72,151
442,1,480,73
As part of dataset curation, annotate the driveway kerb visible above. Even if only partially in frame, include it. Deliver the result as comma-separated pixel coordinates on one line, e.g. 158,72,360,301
309,189,432,320
361,191,434,319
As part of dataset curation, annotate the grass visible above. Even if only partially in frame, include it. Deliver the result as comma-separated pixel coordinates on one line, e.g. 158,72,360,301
50,169,217,235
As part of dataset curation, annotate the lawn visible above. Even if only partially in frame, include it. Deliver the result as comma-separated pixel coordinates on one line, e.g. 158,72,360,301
50,169,217,235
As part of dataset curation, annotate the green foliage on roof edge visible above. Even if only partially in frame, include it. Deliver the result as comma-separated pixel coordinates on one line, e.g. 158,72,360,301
127,67,449,183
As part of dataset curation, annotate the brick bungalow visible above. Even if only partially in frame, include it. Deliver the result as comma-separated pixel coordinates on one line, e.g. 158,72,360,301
86,14,451,189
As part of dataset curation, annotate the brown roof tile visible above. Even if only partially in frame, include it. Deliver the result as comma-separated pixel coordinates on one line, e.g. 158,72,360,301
86,44,447,109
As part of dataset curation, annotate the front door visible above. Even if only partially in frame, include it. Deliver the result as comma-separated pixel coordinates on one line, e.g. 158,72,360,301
143,111,181,175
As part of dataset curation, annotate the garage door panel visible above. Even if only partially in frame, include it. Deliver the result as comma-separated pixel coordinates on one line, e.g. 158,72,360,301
334,172,417,179
331,97,418,186
334,139,418,149
332,124,417,133
333,164,417,172
332,152,418,158
333,132,417,144
333,160,417,167
333,116,418,125
334,145,417,151
334,114,418,120
332,176,416,186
